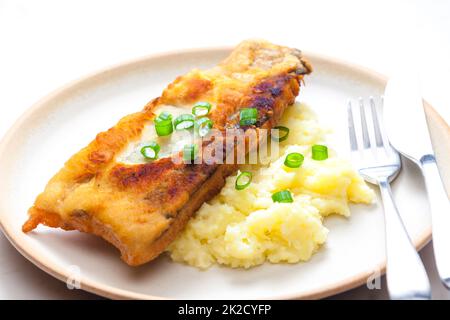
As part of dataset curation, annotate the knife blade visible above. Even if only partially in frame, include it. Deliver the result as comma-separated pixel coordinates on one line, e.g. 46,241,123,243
383,75,434,159
384,75,450,289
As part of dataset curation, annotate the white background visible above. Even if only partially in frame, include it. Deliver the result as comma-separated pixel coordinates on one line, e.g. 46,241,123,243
0,0,449,299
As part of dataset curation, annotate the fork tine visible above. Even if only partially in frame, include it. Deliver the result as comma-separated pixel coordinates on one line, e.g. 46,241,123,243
347,101,358,151
359,98,371,148
369,96,384,147
379,96,394,150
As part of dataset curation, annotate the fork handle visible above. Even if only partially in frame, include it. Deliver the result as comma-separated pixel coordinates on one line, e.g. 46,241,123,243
420,154,450,288
379,179,431,299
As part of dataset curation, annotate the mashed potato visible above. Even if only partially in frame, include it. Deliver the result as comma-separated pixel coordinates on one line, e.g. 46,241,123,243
167,102,375,269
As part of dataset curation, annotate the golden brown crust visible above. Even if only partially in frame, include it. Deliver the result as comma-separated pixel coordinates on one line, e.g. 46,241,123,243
23,40,312,266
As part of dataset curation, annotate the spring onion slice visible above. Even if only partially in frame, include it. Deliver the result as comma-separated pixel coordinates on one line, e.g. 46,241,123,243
158,111,172,121
183,144,199,162
192,102,212,117
195,117,213,137
140,142,160,160
239,107,258,126
271,126,289,142
235,171,252,190
154,112,173,136
271,190,294,203
174,114,195,130
312,144,328,160
284,152,304,168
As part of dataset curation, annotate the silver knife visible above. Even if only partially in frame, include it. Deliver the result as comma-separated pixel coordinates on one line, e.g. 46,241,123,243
384,75,450,289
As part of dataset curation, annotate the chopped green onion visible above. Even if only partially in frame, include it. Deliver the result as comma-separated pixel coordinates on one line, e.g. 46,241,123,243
155,124,173,136
271,190,294,203
158,111,172,121
271,126,290,142
140,142,160,160
183,144,199,162
174,114,195,130
312,145,328,160
192,102,212,117
195,117,213,137
284,152,304,168
154,113,173,136
235,171,252,190
239,108,258,126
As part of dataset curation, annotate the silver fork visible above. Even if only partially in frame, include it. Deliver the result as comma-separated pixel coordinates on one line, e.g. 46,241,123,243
348,97,431,300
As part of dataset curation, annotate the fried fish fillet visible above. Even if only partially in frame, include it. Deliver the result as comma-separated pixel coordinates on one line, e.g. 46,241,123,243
23,40,312,266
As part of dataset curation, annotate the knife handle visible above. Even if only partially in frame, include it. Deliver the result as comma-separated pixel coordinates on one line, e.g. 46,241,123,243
421,154,450,288
379,179,431,299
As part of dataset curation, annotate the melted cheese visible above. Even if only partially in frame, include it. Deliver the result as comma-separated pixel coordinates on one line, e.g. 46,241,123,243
116,105,196,164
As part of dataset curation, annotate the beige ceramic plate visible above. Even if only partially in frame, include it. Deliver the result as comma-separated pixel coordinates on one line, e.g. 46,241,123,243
0,48,449,300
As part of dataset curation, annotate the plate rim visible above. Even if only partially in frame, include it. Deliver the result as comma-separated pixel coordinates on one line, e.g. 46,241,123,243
0,46,444,300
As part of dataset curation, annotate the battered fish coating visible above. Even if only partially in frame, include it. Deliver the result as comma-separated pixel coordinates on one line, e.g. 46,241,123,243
22,40,312,266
